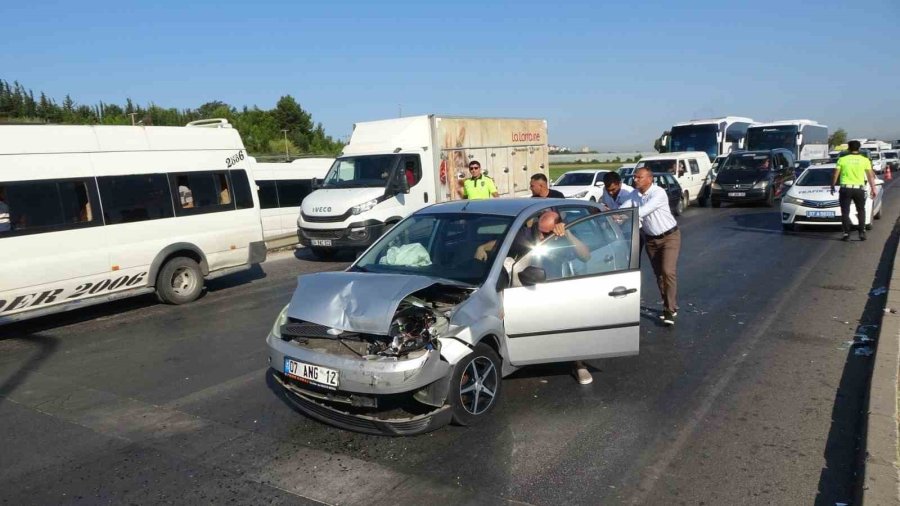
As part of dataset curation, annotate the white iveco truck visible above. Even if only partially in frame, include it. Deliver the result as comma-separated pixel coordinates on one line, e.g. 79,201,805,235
296,115,548,258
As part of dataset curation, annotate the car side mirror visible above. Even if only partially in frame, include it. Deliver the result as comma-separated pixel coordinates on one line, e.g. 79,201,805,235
519,266,546,286
784,180,793,187
311,177,320,189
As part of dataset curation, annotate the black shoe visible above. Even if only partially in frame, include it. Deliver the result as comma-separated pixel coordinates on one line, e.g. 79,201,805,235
860,233,867,241
662,310,676,326
842,234,850,241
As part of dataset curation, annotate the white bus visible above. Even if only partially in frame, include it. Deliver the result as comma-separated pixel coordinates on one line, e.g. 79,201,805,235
0,119,266,324
660,116,755,161
746,120,828,161
250,157,333,244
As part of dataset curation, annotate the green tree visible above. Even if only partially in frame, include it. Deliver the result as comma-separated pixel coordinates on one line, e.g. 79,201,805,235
829,128,847,148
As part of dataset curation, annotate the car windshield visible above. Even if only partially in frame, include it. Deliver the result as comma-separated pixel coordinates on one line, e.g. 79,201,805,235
555,172,596,186
868,152,882,160
321,155,398,188
669,124,718,159
796,169,833,186
884,152,898,159
721,153,772,173
352,213,514,286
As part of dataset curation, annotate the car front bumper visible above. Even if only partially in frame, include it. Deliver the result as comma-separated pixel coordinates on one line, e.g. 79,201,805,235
266,331,456,435
781,201,871,226
711,188,768,203
297,220,385,250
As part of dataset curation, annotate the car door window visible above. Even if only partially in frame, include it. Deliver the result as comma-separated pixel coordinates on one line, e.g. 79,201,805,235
689,159,700,175
653,175,668,189
511,209,636,285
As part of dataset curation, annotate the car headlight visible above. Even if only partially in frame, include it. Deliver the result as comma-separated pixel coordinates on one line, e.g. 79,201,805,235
753,180,769,189
783,195,803,205
572,190,588,198
271,304,289,339
351,198,379,215
711,183,722,190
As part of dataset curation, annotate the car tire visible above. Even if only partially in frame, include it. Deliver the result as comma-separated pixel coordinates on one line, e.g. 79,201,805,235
683,191,690,208
765,189,775,207
711,199,721,208
673,197,684,216
449,342,502,426
782,223,794,232
309,247,337,260
156,256,203,305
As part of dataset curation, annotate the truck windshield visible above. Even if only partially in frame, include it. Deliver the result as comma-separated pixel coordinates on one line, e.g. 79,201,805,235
322,155,399,188
669,124,719,160
746,126,797,151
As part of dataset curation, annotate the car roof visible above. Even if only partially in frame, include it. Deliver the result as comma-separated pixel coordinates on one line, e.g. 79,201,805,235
639,151,707,160
420,198,585,217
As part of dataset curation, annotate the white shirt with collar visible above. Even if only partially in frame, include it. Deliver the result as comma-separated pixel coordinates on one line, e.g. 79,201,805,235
629,183,677,237
601,183,635,211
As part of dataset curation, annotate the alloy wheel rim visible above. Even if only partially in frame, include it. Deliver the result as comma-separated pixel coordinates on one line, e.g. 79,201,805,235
459,356,498,415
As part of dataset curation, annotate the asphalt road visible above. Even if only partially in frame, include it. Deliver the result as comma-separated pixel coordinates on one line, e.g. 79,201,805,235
1,184,897,505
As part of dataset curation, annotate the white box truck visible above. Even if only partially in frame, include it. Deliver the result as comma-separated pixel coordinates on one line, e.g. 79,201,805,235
297,115,548,258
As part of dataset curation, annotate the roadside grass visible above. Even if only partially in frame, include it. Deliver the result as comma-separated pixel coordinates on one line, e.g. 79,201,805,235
549,162,623,181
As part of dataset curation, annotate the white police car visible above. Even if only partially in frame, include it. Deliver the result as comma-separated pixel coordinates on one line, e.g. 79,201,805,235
781,163,883,231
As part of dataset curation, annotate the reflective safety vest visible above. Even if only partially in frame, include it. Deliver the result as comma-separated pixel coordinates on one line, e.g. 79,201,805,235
836,153,871,185
463,176,497,199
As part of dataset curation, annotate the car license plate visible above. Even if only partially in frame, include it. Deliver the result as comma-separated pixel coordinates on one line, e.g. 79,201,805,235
728,192,746,197
808,211,835,218
284,358,339,388
310,239,332,247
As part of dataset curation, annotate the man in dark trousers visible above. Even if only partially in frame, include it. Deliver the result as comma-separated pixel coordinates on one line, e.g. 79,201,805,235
831,140,878,241
630,167,681,326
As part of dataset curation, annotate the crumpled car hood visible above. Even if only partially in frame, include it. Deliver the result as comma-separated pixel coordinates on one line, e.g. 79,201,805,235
286,271,450,335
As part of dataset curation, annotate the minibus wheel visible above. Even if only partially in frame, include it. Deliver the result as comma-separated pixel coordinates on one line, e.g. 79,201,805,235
156,257,203,304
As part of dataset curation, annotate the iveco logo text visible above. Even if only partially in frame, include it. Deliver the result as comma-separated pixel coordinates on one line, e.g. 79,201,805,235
313,207,332,213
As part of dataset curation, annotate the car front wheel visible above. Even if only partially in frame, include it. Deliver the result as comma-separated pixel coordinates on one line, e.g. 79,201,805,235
449,343,502,426
674,197,684,216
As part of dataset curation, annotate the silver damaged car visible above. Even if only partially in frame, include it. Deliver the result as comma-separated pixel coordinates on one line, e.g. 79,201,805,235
267,199,642,435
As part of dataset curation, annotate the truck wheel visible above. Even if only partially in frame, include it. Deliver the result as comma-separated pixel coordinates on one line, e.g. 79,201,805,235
449,343,502,426
309,247,337,260
156,257,203,305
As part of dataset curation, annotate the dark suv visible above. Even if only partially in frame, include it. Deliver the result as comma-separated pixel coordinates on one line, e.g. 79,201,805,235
710,149,796,207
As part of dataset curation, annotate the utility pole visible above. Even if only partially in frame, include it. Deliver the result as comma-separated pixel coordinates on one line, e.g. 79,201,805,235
281,129,289,161
128,112,138,126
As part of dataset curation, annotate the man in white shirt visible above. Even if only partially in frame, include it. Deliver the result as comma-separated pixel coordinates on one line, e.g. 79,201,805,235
630,167,680,326
599,171,634,211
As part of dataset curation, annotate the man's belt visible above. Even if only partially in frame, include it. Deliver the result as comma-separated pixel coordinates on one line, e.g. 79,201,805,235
646,226,678,240
841,184,865,189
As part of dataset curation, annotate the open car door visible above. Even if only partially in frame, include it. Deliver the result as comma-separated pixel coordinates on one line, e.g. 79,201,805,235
502,208,641,366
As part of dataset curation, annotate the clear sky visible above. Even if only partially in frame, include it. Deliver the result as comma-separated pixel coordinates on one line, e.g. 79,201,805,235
3,0,899,150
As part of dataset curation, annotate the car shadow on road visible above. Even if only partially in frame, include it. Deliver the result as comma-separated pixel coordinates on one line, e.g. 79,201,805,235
204,263,267,292
813,214,899,506
725,212,844,241
0,333,58,407
0,295,160,339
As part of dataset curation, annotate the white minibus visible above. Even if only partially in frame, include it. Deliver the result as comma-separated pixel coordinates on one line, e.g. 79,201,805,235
0,119,266,323
250,157,333,244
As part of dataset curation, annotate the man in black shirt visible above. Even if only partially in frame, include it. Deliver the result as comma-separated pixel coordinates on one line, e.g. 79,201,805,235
530,173,565,198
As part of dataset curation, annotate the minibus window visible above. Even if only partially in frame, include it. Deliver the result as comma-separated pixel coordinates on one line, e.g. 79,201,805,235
0,185,9,233
257,180,279,209
215,173,232,205
229,169,254,209
7,181,64,230
276,179,312,208
98,174,175,225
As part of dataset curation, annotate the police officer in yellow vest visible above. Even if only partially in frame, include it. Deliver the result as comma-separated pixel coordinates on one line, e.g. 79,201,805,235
831,140,878,241
458,160,499,200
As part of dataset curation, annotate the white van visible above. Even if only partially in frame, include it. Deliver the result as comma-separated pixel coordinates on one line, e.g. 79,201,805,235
0,119,266,324
297,115,548,258
250,157,333,244
634,152,712,205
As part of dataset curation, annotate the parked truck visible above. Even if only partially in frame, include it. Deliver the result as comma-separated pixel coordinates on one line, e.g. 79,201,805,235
296,115,549,258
